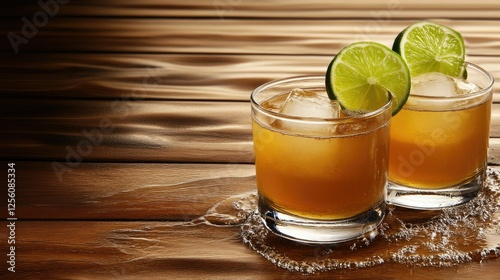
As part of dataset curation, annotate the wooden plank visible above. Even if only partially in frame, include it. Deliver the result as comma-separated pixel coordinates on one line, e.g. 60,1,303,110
3,160,500,220
1,53,499,101
0,221,270,279
2,19,500,55
0,99,254,163
2,99,500,163
0,53,326,100
0,161,256,220
2,0,500,19
0,220,499,279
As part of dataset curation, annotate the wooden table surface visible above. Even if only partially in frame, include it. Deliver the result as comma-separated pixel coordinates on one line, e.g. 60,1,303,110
1,1,500,279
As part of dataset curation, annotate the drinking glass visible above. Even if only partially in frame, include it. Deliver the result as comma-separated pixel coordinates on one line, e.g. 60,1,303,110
251,76,392,244
387,63,494,209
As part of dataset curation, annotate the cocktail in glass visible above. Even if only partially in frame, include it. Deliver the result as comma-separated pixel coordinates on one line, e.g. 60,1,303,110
251,76,392,244
387,63,494,209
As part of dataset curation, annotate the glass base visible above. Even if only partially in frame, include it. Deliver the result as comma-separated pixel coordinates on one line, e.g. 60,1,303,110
386,169,485,210
258,197,385,244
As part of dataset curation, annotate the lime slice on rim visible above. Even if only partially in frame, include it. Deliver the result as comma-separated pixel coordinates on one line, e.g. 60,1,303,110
393,21,466,78
326,41,410,116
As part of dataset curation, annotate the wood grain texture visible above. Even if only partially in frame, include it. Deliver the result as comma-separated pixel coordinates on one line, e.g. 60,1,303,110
0,99,253,163
1,53,499,101
3,163,500,222
2,99,500,163
2,19,500,55
0,221,500,279
2,0,500,19
0,161,256,220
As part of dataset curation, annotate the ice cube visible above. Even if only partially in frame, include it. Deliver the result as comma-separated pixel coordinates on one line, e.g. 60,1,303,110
273,88,341,135
411,72,456,97
411,72,480,97
279,88,340,118
453,77,480,94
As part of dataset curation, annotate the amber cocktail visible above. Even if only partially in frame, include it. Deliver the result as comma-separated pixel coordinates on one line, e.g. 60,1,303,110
251,76,392,244
387,63,494,209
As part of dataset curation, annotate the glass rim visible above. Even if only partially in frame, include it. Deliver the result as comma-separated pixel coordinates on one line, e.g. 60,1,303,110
250,75,393,123
407,62,494,101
